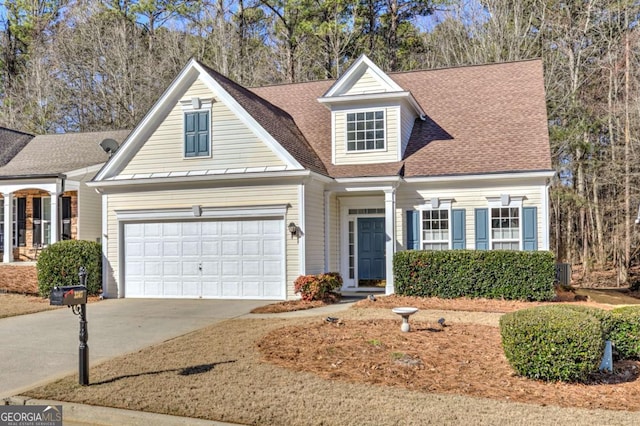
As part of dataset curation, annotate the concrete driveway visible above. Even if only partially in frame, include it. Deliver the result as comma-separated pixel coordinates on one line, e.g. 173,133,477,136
0,298,271,399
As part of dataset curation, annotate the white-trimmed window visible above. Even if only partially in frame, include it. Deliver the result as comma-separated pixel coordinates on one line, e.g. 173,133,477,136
491,207,519,250
420,199,452,250
32,196,51,247
181,97,213,158
422,209,449,250
346,110,385,151
486,195,524,251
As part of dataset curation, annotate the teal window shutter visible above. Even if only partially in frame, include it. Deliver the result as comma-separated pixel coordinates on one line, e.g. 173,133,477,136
452,209,466,249
406,210,420,250
523,206,538,251
185,111,210,157
475,208,488,250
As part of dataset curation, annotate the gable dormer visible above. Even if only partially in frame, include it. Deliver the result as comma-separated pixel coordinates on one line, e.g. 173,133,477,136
318,55,425,166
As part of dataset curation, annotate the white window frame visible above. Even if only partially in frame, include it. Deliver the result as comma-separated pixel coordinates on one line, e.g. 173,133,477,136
419,199,452,250
344,108,386,153
180,97,213,160
487,196,524,251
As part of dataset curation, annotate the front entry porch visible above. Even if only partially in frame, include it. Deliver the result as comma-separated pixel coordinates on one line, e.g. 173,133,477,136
337,190,396,294
0,186,77,262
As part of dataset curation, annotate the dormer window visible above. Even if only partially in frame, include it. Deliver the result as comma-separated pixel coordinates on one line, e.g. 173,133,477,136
346,110,385,151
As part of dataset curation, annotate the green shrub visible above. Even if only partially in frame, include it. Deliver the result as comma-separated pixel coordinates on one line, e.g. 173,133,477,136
393,250,555,301
37,240,102,297
562,305,613,337
294,272,342,301
500,306,605,382
608,306,640,360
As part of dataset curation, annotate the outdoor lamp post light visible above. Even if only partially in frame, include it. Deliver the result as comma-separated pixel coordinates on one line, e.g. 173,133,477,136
288,222,298,238
76,266,89,386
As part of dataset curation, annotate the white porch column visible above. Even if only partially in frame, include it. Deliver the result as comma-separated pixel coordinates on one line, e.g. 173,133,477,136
384,188,396,295
49,192,59,244
3,193,12,263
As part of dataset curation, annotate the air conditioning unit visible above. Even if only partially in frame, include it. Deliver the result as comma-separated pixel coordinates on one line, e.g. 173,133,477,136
556,263,571,286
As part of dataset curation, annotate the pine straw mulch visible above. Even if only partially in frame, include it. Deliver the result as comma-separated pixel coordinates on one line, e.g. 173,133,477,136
351,292,616,313
250,299,329,313
253,288,617,315
258,316,640,412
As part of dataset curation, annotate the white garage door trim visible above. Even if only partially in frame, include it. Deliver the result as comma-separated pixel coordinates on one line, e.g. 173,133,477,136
118,207,287,300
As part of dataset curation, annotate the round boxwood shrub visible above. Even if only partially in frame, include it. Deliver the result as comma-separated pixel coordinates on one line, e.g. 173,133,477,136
500,306,605,382
562,305,613,336
37,240,102,297
608,306,640,360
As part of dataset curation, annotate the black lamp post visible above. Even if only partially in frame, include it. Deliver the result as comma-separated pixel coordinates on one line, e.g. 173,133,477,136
75,266,89,386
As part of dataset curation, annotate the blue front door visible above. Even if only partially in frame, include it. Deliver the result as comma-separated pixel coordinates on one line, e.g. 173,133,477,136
357,218,386,282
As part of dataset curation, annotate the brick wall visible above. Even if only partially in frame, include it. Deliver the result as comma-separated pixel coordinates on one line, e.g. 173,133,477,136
4,190,78,261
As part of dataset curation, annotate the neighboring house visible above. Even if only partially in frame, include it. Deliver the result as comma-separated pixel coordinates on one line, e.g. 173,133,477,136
0,129,130,262
90,55,554,300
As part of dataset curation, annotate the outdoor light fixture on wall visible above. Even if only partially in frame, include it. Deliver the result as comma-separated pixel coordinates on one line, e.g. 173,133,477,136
288,222,298,238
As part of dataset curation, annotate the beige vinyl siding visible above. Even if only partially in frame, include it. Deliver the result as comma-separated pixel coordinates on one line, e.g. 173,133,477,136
104,184,299,298
344,68,389,95
395,181,546,251
400,103,416,157
303,179,326,274
121,77,285,176
333,106,399,165
77,180,101,242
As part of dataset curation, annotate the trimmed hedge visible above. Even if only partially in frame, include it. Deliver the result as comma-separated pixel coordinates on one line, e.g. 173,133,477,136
608,306,640,360
37,240,102,297
393,250,556,301
500,306,605,382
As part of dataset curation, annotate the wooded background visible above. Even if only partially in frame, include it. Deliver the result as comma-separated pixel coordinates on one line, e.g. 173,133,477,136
2,0,640,285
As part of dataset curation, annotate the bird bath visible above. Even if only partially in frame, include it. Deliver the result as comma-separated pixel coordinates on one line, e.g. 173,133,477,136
392,307,419,332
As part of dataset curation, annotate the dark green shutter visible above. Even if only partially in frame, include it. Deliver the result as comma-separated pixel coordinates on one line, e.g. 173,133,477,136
185,111,210,157
523,207,538,251
406,210,420,250
475,208,488,250
452,209,466,249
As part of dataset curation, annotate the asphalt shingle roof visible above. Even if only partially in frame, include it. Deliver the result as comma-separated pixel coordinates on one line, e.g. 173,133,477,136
251,59,552,178
198,62,328,176
0,127,34,167
0,129,130,177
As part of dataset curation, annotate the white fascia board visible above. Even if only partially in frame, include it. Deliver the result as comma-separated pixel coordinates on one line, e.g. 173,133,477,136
334,175,403,185
94,59,201,182
87,169,316,189
403,170,556,184
330,176,402,192
319,91,409,105
319,91,425,118
193,62,303,171
323,54,403,98
65,163,105,179
116,204,288,221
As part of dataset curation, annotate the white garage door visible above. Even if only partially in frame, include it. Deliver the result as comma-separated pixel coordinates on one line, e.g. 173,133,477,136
124,218,285,299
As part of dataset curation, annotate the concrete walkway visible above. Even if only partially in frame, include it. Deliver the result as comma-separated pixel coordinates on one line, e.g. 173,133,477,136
0,298,273,399
2,298,359,426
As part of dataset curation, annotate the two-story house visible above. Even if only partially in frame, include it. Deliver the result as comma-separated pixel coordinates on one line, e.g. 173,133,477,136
90,55,554,300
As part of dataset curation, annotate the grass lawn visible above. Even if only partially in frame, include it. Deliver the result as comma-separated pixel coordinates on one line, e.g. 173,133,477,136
0,293,60,318
22,295,640,425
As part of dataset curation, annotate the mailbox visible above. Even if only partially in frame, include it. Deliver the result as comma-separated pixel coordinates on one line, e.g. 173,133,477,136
50,285,88,306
